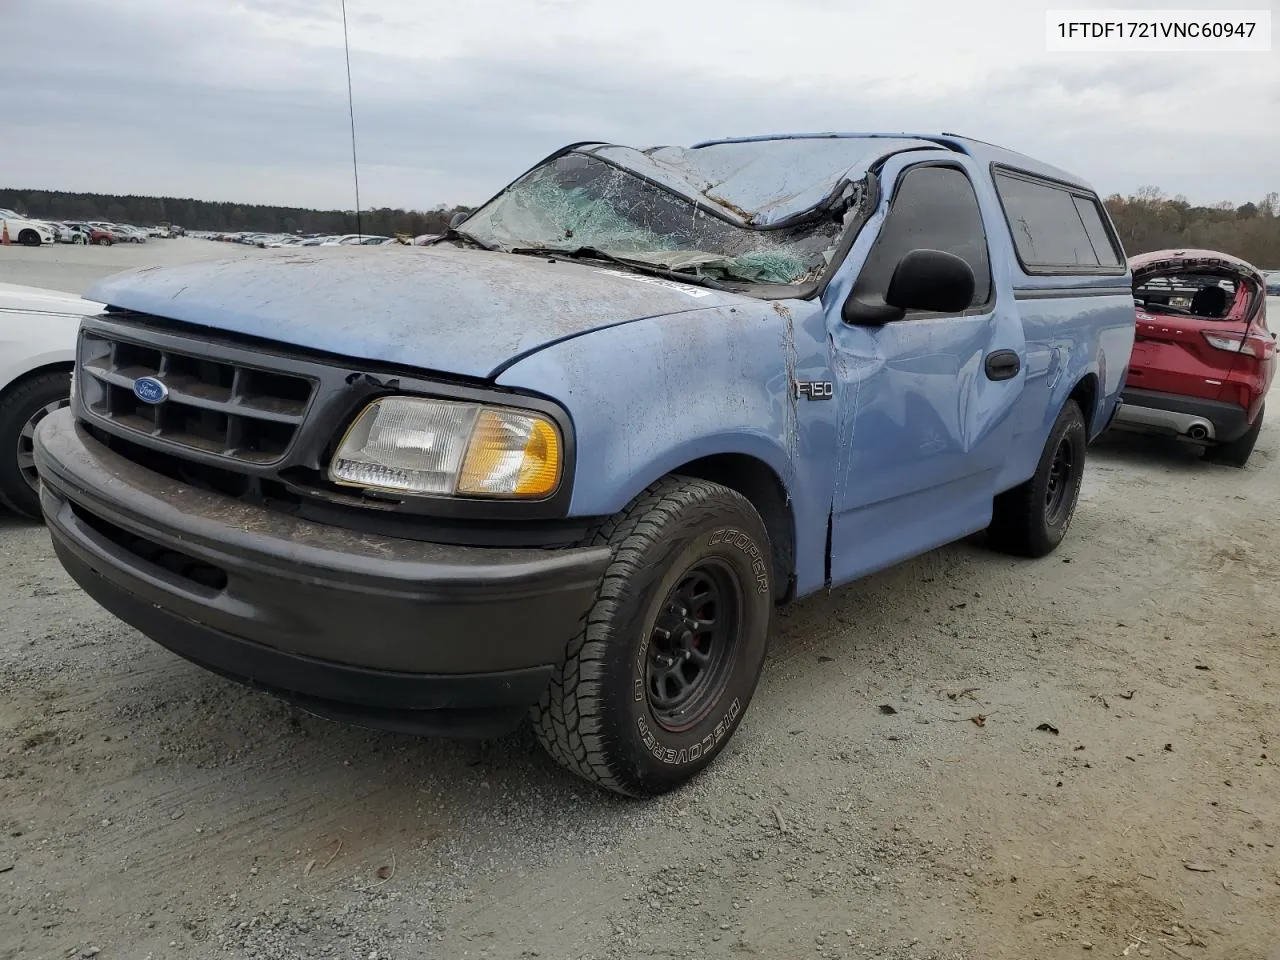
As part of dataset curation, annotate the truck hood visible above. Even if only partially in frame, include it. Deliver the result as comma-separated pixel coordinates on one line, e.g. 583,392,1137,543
85,246,737,379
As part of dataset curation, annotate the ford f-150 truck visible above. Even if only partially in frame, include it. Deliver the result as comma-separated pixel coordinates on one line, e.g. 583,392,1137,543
33,133,1136,796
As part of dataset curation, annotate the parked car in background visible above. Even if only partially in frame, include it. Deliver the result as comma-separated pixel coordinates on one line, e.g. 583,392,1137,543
32,132,1134,796
1264,269,1280,296
0,283,103,517
78,223,115,245
0,208,55,246
1111,250,1275,466
46,222,81,243
87,222,129,243
318,234,392,246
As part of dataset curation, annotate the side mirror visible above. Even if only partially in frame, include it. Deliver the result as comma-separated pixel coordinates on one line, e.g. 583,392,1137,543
449,212,468,230
842,249,976,326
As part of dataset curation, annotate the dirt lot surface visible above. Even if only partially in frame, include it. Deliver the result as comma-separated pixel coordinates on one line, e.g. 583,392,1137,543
0,237,265,296
1,245,1277,960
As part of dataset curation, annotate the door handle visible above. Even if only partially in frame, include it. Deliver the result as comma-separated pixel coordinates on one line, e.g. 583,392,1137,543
984,350,1021,381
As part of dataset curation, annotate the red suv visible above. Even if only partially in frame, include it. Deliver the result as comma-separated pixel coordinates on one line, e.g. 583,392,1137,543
1112,250,1275,466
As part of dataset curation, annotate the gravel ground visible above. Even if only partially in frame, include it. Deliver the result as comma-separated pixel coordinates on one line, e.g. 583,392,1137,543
1,243,1278,960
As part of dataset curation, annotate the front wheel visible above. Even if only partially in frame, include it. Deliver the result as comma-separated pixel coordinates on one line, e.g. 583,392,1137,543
18,229,41,247
987,400,1087,558
0,370,71,519
533,477,774,797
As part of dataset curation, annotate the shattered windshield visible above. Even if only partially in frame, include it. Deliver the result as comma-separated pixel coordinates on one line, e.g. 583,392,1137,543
460,152,848,286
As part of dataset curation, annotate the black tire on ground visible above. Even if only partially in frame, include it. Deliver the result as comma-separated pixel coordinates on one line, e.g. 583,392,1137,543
533,476,774,797
0,370,71,520
18,229,41,247
1205,404,1263,468
987,399,1087,558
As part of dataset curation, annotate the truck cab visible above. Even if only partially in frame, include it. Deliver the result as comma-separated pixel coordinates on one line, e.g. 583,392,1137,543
34,133,1135,796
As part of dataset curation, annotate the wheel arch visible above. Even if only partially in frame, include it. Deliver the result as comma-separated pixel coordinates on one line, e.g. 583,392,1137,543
1068,371,1100,437
665,453,797,604
0,360,74,405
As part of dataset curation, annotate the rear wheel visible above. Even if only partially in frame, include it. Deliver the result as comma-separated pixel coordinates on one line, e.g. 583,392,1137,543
987,400,1087,558
533,477,774,797
1206,404,1263,468
0,370,71,519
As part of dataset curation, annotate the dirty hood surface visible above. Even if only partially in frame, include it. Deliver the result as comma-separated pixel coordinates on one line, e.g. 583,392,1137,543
85,246,738,378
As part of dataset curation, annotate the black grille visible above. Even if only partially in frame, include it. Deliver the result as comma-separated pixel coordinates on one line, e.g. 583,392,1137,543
78,329,316,464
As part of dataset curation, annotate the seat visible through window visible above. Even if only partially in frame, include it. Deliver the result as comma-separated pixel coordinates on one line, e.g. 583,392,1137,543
1189,285,1228,318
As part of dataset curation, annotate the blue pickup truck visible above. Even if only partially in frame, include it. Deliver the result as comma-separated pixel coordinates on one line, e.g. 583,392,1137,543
34,133,1135,796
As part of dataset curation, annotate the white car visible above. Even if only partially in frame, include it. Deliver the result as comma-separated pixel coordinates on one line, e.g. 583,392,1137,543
0,283,102,518
48,222,88,244
0,208,55,246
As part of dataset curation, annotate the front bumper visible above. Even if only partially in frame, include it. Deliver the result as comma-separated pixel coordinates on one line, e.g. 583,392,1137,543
1111,387,1250,443
34,411,612,736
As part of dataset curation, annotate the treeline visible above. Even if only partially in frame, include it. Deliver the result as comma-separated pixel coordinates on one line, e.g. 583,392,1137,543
0,187,473,238
3,184,1280,266
1104,187,1280,267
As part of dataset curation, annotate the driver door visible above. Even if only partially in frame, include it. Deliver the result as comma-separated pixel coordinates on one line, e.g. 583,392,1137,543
826,157,1025,586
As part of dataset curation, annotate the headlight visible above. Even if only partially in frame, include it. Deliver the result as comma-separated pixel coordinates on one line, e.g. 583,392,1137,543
329,396,562,499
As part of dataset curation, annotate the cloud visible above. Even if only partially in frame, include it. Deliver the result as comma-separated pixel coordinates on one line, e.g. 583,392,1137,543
2,0,1274,208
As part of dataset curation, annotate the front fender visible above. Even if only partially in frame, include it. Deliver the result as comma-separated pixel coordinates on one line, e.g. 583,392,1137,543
0,347,76,395
495,302,839,595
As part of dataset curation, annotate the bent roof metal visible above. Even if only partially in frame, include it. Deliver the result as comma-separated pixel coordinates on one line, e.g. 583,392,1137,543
574,132,1095,228
580,136,940,228
691,132,1092,190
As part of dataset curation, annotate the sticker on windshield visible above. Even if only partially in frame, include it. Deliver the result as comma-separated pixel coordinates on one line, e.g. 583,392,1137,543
604,271,714,298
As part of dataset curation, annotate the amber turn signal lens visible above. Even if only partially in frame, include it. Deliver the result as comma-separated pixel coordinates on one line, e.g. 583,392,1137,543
457,408,561,497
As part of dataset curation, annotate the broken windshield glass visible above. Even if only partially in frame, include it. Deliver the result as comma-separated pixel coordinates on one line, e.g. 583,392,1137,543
460,152,851,286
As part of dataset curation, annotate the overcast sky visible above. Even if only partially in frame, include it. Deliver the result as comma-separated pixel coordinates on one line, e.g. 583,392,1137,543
3,0,1276,210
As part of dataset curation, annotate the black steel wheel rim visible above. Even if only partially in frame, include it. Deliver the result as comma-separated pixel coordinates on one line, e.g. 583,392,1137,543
646,560,742,732
17,398,68,492
1044,436,1075,524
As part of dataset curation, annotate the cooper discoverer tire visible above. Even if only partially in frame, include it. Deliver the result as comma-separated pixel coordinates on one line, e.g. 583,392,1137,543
0,370,72,519
532,476,773,797
987,399,1087,558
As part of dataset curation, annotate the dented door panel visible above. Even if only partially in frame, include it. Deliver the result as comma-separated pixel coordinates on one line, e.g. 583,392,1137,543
822,151,1025,587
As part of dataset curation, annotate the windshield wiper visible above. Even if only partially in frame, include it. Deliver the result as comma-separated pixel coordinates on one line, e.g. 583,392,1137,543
507,246,730,291
444,226,497,251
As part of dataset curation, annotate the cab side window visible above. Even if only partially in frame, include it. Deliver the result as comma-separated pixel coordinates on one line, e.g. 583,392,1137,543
854,165,993,311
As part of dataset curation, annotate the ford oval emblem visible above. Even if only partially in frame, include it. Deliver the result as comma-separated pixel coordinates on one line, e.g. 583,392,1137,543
133,376,169,405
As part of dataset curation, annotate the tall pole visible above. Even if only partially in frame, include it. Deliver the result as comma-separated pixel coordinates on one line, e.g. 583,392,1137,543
341,0,362,238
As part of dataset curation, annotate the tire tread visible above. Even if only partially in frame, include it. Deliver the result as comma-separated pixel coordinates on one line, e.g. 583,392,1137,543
988,400,1085,558
0,370,71,519
531,476,762,795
